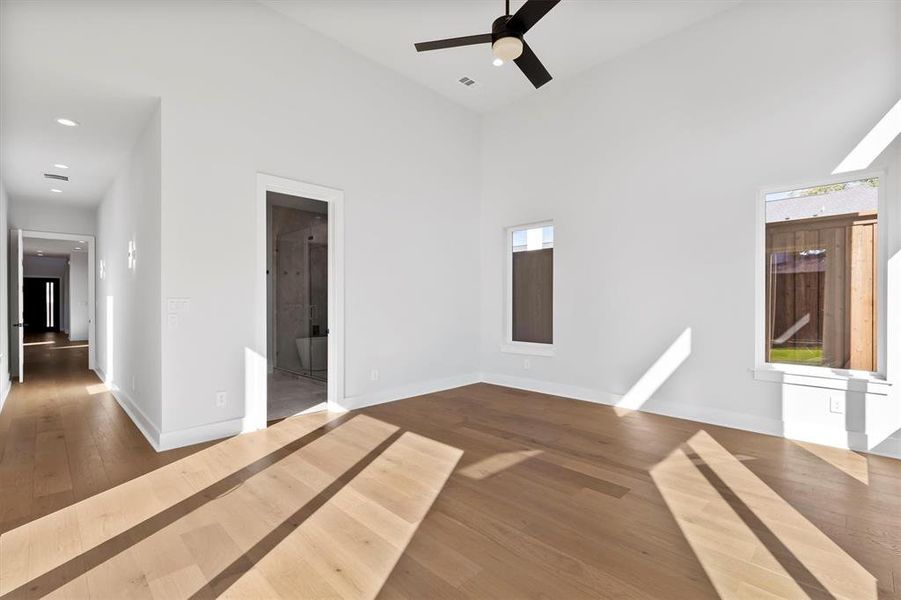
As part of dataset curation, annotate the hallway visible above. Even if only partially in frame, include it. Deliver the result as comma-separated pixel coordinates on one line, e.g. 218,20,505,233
0,333,202,534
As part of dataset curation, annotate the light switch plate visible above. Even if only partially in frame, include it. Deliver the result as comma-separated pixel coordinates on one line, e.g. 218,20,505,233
167,298,191,313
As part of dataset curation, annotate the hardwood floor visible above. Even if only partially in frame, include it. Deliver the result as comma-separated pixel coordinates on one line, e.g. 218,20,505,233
1,335,899,598
0,333,207,536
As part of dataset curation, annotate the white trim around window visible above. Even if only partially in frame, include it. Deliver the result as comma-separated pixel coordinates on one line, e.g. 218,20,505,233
752,169,892,393
502,220,555,357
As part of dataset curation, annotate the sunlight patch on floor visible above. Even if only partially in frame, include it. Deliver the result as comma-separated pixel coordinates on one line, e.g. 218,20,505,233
793,440,869,486
0,410,344,595
651,430,876,599
85,382,111,395
457,449,542,480
223,431,462,599
0,412,461,600
294,401,329,416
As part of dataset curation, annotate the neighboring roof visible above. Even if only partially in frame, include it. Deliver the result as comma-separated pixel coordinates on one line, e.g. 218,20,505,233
765,185,877,223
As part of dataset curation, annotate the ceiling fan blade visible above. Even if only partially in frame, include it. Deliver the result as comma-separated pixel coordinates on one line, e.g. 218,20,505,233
514,41,552,88
414,33,492,52
510,0,560,34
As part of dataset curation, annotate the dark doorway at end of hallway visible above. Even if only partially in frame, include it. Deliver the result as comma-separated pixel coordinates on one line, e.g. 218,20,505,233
23,277,60,334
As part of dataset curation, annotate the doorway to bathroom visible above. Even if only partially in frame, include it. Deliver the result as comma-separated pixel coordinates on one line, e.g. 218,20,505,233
266,191,330,420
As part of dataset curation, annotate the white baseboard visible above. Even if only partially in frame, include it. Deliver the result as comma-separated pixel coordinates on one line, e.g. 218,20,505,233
151,372,481,452
92,367,247,452
0,375,11,414
481,371,783,435
479,372,620,405
339,372,482,411
158,417,245,451
479,372,901,460
88,362,901,459
92,367,162,451
640,397,784,439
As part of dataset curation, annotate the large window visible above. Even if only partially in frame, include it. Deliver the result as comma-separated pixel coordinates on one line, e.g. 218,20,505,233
506,223,554,349
763,177,878,371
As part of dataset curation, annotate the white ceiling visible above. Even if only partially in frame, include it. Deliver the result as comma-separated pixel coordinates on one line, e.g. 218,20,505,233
0,0,739,208
261,0,741,113
23,237,88,258
0,25,158,208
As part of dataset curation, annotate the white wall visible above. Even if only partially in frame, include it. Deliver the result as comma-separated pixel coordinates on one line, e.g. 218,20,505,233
479,1,901,455
152,3,480,436
68,251,89,341
4,0,481,449
8,199,95,236
95,105,162,441
0,182,9,409
8,1,897,455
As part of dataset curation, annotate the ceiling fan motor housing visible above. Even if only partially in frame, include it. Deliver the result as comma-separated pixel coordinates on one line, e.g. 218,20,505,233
491,15,523,44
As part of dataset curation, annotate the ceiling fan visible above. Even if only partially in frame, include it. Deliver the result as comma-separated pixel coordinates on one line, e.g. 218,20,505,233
414,0,561,89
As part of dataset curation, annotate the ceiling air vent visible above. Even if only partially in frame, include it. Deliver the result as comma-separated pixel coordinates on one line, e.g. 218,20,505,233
44,173,69,181
458,76,476,87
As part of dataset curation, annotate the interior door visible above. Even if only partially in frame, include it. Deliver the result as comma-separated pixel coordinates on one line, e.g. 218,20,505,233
9,228,23,382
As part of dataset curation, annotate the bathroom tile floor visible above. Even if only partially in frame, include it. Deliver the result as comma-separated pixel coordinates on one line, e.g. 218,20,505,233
267,370,327,420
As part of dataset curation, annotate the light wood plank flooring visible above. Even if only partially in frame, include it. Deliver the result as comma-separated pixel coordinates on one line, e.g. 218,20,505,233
1,333,899,598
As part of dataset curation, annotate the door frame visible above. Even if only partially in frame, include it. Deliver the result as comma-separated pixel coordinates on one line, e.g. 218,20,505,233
247,173,345,431
10,228,23,382
21,230,96,371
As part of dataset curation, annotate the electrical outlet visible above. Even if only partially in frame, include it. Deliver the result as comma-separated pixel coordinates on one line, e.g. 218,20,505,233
370,369,379,382
215,391,227,407
523,359,531,370
829,395,845,414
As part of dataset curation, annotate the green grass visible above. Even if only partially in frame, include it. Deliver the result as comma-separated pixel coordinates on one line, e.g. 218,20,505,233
769,346,824,365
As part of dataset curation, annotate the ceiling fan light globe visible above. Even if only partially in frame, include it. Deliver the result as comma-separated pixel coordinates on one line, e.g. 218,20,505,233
492,36,523,62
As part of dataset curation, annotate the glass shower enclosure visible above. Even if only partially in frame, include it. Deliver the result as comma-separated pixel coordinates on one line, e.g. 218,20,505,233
274,217,328,382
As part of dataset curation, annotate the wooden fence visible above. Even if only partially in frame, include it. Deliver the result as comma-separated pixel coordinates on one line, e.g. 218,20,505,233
765,211,876,371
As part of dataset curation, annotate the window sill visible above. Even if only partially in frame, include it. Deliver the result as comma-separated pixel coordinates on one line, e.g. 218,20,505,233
500,343,555,357
752,364,892,395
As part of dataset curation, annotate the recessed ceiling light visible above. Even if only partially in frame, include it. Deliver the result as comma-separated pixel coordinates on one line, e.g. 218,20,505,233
492,58,504,67
78,240,86,243
37,252,43,255
50,188,62,193
56,118,80,127
54,163,69,169
74,247,82,251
